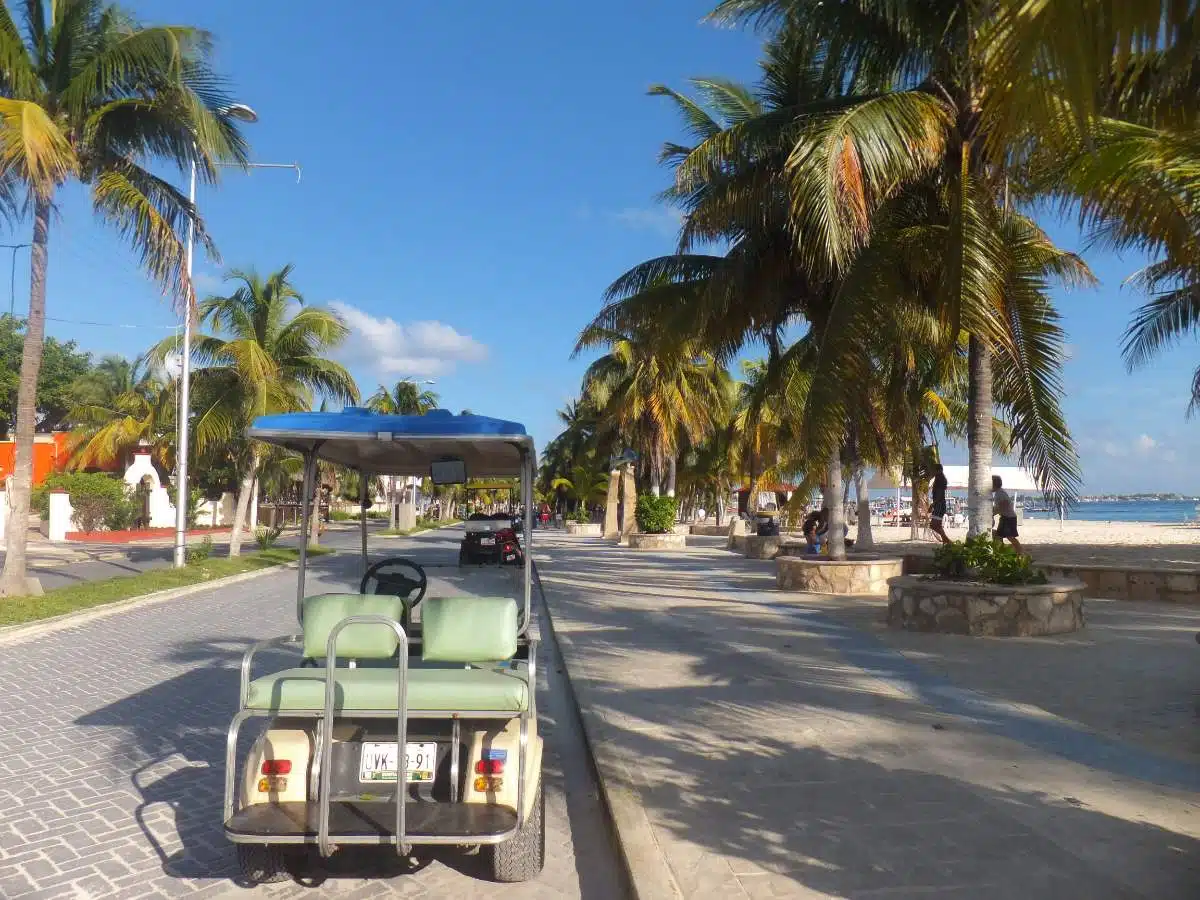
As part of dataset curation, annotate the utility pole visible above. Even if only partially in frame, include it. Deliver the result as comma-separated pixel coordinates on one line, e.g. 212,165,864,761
1,244,30,316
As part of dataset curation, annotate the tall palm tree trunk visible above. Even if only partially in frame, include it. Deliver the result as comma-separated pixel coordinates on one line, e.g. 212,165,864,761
854,465,874,551
228,452,259,557
0,196,52,596
910,423,923,541
967,336,993,537
826,451,847,561
666,455,677,497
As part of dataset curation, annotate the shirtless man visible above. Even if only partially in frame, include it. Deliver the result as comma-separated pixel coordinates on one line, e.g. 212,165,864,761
929,464,952,544
991,475,1022,554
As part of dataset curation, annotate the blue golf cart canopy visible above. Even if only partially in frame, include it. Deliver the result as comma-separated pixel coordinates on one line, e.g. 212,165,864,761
248,407,535,477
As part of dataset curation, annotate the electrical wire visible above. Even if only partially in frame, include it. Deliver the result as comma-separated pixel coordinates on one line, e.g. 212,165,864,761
45,315,176,329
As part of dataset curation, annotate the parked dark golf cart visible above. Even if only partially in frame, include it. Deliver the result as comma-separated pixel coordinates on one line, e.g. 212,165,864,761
460,513,523,566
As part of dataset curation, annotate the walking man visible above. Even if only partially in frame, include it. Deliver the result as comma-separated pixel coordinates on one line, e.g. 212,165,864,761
929,464,952,544
991,475,1022,554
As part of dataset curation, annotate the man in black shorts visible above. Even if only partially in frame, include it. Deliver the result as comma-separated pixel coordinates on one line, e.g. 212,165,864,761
929,463,951,544
991,475,1022,553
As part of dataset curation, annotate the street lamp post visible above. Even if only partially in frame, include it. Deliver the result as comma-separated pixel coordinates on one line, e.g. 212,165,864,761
174,103,295,568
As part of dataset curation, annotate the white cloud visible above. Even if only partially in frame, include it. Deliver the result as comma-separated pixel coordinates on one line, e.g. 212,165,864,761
609,206,682,238
1101,441,1128,458
331,302,488,378
1135,433,1157,453
192,270,224,294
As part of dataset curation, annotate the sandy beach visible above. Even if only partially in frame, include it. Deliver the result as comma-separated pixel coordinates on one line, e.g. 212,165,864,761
866,517,1200,570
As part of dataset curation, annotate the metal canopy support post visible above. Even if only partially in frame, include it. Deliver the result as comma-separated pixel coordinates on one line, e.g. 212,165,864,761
297,451,318,624
520,449,533,636
359,470,370,571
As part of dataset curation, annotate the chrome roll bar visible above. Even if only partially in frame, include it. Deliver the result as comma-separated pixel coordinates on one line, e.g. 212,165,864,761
317,615,410,858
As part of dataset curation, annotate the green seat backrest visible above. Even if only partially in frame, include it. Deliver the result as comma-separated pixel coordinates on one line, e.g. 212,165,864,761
302,593,406,659
421,596,518,663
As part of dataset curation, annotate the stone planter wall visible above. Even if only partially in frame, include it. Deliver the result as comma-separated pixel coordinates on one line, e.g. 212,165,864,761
628,532,688,550
691,524,727,536
742,535,782,559
672,524,692,535
1039,564,1200,605
778,555,905,595
887,575,1085,636
899,552,1200,606
565,522,603,536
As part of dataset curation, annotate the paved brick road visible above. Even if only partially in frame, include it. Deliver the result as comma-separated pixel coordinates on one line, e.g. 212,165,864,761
0,531,626,899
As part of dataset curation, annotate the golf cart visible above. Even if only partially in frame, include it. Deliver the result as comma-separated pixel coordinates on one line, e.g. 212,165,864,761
222,407,543,884
461,512,524,566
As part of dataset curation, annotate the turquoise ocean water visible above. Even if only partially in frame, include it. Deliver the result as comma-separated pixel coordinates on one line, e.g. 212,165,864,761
1023,500,1200,524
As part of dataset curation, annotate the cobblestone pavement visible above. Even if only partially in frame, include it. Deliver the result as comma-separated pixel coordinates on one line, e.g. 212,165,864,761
0,529,626,899
536,534,1200,899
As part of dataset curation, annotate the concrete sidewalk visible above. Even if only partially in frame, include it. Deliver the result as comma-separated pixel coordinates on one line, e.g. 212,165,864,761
535,535,1200,899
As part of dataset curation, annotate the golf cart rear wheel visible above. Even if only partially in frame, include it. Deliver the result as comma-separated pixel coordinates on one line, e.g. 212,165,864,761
488,781,545,882
237,843,291,884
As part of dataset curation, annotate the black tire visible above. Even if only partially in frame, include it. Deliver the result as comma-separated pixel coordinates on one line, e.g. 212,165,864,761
237,843,291,884
488,780,545,882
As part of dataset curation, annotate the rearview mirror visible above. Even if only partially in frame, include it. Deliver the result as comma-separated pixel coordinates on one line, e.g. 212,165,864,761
430,458,467,485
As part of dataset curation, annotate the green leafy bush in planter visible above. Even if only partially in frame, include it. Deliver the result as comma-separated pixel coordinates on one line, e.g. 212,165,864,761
932,534,1047,585
329,509,358,522
573,506,591,524
635,494,678,534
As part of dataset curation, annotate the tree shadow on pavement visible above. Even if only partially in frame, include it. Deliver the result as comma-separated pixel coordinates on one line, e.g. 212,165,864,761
539,560,1200,899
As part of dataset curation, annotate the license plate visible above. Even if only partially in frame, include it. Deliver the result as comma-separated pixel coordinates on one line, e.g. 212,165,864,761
359,742,438,783
480,537,495,546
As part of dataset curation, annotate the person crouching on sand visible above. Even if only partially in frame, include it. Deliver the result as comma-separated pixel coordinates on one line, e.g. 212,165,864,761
991,475,1022,554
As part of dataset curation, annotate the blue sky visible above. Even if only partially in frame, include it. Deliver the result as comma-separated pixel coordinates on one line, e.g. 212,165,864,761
16,0,1200,494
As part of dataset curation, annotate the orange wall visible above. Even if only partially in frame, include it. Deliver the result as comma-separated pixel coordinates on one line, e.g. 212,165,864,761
0,433,73,486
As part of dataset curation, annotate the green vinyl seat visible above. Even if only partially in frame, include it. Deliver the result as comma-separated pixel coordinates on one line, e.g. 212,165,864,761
245,663,529,713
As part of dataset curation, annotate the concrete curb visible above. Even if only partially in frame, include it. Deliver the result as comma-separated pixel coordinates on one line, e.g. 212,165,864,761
535,563,681,900
0,559,306,647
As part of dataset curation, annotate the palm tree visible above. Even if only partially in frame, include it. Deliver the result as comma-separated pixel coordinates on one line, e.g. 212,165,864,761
551,464,610,516
0,0,249,595
688,2,1088,535
365,380,438,526
161,266,359,555
366,381,439,415
575,324,729,496
67,355,175,472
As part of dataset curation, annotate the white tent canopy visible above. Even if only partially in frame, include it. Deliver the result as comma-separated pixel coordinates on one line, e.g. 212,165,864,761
868,465,1039,492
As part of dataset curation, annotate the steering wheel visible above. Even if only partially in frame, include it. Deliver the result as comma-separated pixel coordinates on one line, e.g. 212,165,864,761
360,557,428,608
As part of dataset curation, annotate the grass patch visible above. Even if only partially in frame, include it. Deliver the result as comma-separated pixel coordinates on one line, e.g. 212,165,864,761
380,518,462,537
0,546,333,628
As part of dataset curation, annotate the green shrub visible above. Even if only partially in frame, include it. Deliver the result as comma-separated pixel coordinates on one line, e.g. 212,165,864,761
255,524,284,550
33,472,134,532
635,494,677,534
186,487,204,529
932,534,1046,585
366,510,388,520
573,506,591,524
329,509,357,522
186,536,214,564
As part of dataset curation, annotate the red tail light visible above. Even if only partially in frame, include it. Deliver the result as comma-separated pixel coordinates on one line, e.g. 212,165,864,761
261,759,292,775
474,759,504,775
